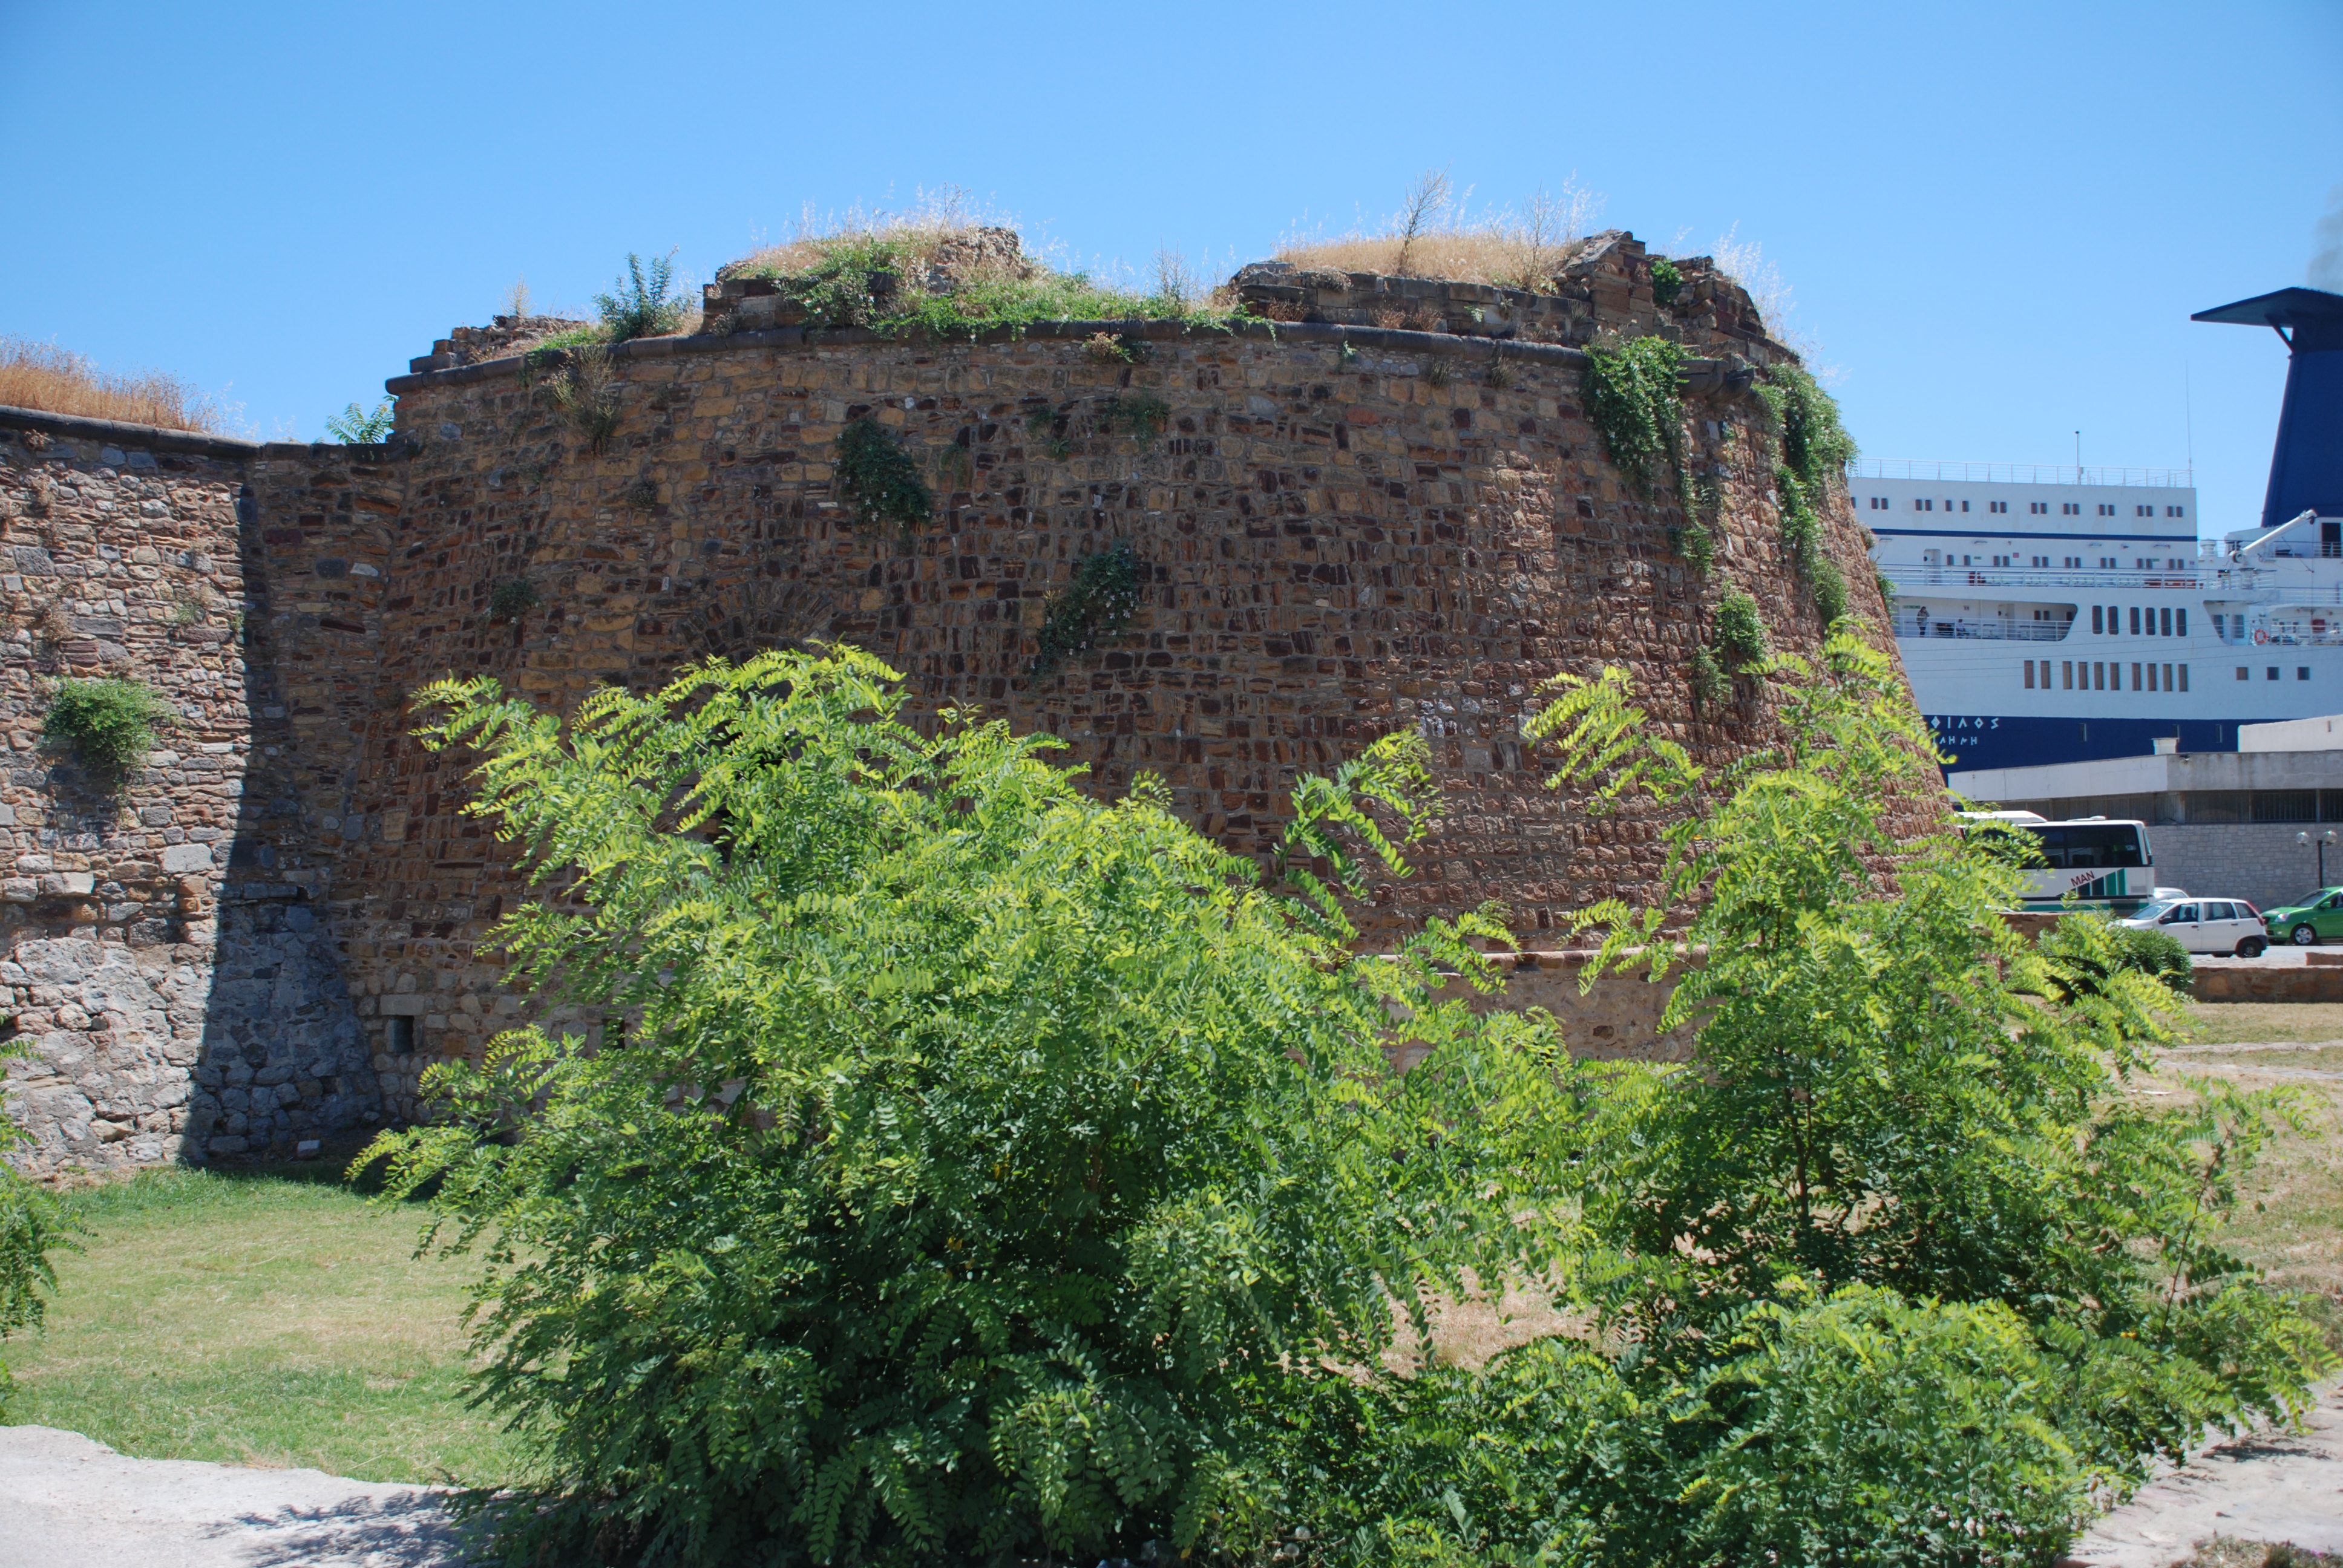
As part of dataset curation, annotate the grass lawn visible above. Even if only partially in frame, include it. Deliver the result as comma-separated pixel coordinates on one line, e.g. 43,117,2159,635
2163,1002,2343,1304
0,1163,532,1486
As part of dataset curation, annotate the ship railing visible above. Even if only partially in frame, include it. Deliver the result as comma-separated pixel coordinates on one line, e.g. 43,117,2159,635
2249,626,2343,647
1847,459,2195,488
1897,618,2072,642
1882,566,2204,591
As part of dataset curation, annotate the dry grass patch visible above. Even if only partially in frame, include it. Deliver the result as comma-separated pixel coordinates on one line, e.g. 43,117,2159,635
0,335,229,433
2147,1013,2343,1304
1,1166,529,1486
2183,1002,2343,1047
1277,168,1603,287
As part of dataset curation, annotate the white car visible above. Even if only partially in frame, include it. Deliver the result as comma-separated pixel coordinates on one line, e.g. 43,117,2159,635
2120,897,2267,958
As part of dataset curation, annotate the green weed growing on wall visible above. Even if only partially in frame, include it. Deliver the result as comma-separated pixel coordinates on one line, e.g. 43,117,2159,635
594,251,689,343
324,399,396,443
1098,394,1171,444
1029,541,1143,677
833,418,933,535
488,578,540,622
1711,587,1771,669
42,677,169,783
1650,256,1683,308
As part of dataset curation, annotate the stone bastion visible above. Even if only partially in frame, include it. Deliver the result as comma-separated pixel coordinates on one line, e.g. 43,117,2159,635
0,230,1898,1175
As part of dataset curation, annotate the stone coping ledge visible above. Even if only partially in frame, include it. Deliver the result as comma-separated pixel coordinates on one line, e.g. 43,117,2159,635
0,403,264,460
383,318,1759,399
0,405,411,466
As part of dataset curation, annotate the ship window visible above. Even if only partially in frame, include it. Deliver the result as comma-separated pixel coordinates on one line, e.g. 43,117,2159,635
2062,661,2073,689
2178,665,2189,692
2177,608,2186,636
2137,505,2152,517
2094,662,2105,689
2130,607,2141,635
2025,662,2035,689
2132,662,2144,689
2301,667,2313,681
1961,500,1970,512
2238,666,2250,681
2101,557,2117,567
2065,556,2081,567
2160,607,2172,636
2163,663,2174,690
2146,664,2158,691
2168,506,2185,518
2270,667,2281,681
2063,503,2082,515
1990,500,2008,514
2031,501,2049,514
2099,503,2116,517
2092,606,2103,633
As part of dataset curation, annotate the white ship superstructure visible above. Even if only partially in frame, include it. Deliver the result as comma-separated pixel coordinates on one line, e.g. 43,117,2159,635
1872,285,2343,771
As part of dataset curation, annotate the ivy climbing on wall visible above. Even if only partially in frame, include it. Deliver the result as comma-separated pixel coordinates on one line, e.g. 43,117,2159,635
1029,541,1143,677
1758,363,1860,627
1582,336,1712,573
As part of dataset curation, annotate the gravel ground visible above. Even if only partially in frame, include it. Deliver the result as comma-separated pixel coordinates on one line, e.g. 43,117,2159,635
2063,1382,2343,1566
0,1426,469,1568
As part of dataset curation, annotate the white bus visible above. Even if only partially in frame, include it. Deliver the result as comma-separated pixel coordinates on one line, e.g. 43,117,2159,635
1961,811,2157,912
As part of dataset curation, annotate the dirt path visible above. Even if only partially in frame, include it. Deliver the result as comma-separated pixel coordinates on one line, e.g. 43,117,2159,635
2063,1382,2343,1566
0,1426,467,1567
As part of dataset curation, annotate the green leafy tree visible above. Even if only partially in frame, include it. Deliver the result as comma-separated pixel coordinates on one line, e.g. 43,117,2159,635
363,647,1586,1567
1525,631,2332,1471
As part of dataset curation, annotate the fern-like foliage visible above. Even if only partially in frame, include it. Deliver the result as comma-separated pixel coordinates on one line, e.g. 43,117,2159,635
323,399,396,443
361,648,1586,1566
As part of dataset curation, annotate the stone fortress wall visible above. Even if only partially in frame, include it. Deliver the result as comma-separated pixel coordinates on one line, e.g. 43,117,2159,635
1,230,1896,1174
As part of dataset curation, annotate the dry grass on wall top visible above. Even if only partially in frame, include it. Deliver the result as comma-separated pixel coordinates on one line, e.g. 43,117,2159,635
0,336,231,433
1276,168,1604,286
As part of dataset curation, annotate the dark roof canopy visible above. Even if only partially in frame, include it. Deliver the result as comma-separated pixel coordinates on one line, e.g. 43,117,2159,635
2193,287,2343,328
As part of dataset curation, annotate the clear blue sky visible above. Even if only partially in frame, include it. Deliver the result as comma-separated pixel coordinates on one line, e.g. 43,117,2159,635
4,0,2337,535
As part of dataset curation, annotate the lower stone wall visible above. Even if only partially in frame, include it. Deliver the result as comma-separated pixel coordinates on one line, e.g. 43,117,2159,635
0,411,392,1175
2148,824,2336,912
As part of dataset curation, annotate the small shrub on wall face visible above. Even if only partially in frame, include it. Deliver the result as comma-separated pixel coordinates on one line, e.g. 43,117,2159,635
367,648,1579,1567
41,677,168,783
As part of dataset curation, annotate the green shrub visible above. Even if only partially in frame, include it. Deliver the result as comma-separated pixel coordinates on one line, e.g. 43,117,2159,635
1668,1284,2089,1565
594,250,689,342
323,399,396,443
1649,256,1683,308
487,578,539,622
1687,642,1731,712
1029,541,1143,676
546,342,621,454
41,677,168,782
833,417,933,535
366,649,1576,1567
1527,633,2333,1491
1710,589,1770,668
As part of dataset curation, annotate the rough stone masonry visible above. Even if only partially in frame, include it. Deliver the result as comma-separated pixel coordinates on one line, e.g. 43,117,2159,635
0,231,1901,1175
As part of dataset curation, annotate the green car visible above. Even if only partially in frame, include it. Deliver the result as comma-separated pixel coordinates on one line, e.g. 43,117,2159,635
2264,887,2343,946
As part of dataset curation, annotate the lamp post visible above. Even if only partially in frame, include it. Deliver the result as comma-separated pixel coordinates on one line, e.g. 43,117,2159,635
2301,829,2339,886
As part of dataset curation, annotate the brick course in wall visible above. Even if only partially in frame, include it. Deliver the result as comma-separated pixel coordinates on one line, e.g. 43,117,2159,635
0,246,1907,1169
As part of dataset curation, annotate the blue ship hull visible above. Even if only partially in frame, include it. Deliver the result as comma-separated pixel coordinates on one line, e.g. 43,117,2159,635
1926,715,2244,774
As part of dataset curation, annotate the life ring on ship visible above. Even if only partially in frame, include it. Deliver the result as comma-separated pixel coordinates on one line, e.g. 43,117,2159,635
2254,629,2269,644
